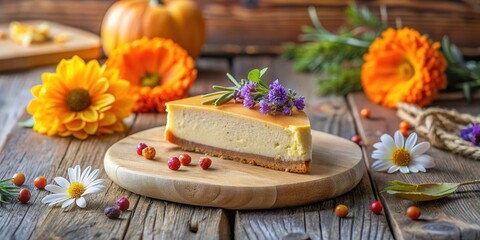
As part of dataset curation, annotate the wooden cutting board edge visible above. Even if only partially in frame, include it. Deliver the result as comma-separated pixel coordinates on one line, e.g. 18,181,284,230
104,126,365,210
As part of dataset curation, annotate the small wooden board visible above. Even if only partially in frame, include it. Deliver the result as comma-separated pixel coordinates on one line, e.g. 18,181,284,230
0,20,101,72
104,126,364,210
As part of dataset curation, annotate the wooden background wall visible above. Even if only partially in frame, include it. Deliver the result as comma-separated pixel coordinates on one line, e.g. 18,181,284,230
1,0,479,56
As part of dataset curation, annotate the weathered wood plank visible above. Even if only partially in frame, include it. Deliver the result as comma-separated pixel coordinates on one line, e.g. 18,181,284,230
0,68,42,148
233,57,393,239
0,60,232,239
348,92,480,240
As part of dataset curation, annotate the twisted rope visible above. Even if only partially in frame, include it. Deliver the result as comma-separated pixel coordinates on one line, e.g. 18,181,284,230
397,103,480,160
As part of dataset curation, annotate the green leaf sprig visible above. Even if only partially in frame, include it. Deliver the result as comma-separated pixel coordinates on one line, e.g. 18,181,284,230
202,68,269,106
283,4,385,95
383,179,480,202
0,178,20,205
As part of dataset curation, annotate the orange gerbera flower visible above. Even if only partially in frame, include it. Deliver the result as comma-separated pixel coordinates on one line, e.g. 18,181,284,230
27,56,133,139
361,28,447,108
105,37,197,112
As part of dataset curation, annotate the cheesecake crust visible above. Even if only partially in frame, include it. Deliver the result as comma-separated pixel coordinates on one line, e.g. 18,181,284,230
166,129,310,174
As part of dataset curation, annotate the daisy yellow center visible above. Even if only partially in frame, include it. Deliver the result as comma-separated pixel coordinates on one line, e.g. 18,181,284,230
67,181,86,198
67,88,91,112
392,148,411,166
398,59,415,81
141,72,161,87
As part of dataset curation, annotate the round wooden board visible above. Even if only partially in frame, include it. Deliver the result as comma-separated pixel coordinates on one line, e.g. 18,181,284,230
104,126,364,210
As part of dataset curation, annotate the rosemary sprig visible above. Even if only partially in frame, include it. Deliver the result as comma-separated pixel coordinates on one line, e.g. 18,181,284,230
202,68,270,106
0,178,20,205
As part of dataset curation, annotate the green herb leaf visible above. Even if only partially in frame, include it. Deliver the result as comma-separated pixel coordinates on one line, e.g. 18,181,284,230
383,180,460,202
260,68,268,78
0,178,20,206
248,69,261,83
18,117,35,128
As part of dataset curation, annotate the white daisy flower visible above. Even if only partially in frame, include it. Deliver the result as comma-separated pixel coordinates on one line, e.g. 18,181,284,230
42,165,105,209
371,131,435,174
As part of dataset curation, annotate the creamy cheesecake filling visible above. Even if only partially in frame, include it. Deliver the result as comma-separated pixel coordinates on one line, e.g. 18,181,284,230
166,106,312,161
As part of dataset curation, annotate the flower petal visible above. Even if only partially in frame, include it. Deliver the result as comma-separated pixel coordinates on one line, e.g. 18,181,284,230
372,151,390,160
75,165,81,182
410,142,431,156
400,166,410,174
409,166,419,173
78,106,99,123
394,131,405,148
76,197,87,208
45,185,66,194
380,134,396,151
84,169,100,186
86,179,104,188
92,94,115,110
371,160,392,172
411,163,426,172
404,132,418,151
61,198,75,209
54,177,70,188
42,193,69,204
413,155,435,168
387,166,400,173
82,185,106,195
68,167,76,182
80,166,92,183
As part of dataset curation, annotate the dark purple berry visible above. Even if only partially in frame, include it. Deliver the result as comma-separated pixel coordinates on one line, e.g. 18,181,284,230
104,206,121,219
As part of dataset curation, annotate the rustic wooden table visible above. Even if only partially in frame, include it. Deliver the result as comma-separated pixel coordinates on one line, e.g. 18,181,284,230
0,56,479,239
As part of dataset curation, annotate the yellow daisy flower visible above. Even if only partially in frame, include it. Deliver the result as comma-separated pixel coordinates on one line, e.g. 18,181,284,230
27,56,133,139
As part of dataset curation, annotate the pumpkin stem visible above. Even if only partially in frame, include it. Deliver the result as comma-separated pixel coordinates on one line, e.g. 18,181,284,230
150,0,164,6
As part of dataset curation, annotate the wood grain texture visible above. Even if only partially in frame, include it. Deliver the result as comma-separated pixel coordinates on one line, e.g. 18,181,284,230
0,67,41,148
233,57,393,239
0,20,101,72
1,0,479,56
348,92,480,240
104,126,364,209
0,61,232,239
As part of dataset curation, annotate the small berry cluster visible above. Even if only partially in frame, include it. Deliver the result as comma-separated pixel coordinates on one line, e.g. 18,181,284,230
167,154,212,171
335,201,422,220
11,172,49,204
137,143,156,160
104,197,130,219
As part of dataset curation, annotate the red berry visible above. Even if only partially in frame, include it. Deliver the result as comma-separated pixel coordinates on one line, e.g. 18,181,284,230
136,143,148,155
370,201,383,214
18,188,30,204
199,157,212,170
399,121,411,130
168,157,181,170
335,204,349,218
406,206,421,220
116,197,130,211
104,206,121,219
351,135,361,145
12,172,26,186
179,154,192,166
34,176,47,189
360,108,371,118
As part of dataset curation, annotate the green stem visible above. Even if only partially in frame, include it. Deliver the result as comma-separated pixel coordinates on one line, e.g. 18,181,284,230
459,179,480,186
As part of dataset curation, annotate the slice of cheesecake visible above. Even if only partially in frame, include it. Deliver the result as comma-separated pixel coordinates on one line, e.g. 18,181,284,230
165,95,312,173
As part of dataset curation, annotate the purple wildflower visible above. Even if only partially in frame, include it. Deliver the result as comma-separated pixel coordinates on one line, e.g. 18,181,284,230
243,93,255,109
294,96,305,110
268,80,288,105
282,101,292,115
259,100,270,114
460,123,480,146
240,82,257,109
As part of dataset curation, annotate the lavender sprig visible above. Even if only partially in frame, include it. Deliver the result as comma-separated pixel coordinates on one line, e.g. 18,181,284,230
202,68,305,115
460,123,480,146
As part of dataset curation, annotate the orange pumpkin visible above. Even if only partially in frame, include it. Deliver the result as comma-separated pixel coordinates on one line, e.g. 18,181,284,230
101,0,206,58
